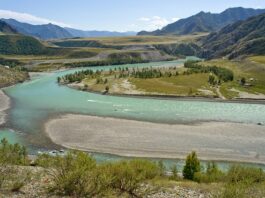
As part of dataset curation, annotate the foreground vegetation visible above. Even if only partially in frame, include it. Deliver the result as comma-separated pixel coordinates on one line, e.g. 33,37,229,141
1,139,264,197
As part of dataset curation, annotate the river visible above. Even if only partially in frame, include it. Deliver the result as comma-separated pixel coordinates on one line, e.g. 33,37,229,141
1,59,265,170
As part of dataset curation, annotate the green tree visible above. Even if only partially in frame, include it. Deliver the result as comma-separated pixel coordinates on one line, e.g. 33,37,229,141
208,75,215,85
105,86,109,92
57,77,61,83
240,77,246,85
183,151,201,180
170,165,178,180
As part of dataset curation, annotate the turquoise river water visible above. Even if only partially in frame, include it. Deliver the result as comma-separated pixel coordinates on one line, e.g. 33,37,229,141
1,59,265,170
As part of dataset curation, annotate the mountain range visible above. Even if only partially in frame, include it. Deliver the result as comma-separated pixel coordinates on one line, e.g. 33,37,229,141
1,19,136,40
1,19,72,40
138,7,265,36
0,7,265,59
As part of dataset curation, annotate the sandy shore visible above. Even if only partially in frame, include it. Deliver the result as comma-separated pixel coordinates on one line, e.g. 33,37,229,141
45,114,265,164
0,90,10,126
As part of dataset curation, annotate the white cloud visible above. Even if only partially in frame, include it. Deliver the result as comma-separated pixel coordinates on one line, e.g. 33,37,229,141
171,17,180,22
135,16,180,31
0,10,71,27
139,17,150,22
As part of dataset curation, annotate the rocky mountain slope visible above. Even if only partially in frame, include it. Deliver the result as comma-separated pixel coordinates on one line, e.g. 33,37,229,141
202,13,265,58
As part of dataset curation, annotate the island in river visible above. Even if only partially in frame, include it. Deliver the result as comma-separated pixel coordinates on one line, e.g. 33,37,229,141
60,57,265,100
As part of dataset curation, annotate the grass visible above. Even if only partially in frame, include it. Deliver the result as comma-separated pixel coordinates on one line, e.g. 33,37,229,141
201,57,265,98
53,34,207,46
130,73,215,96
80,67,217,97
0,67,29,88
248,56,265,65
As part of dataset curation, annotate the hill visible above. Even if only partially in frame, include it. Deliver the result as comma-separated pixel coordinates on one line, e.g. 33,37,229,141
0,34,46,55
1,19,72,40
65,27,136,37
202,13,265,58
0,20,17,34
138,7,265,36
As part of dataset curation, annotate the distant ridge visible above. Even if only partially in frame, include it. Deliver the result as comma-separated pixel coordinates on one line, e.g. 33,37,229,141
138,7,265,36
65,27,136,38
1,19,137,40
1,19,72,40
0,20,17,34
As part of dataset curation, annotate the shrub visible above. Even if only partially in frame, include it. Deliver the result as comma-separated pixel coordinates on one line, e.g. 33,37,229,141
217,165,265,198
105,159,160,197
194,162,224,183
0,138,28,165
48,151,97,197
226,165,265,184
169,165,179,180
183,151,201,180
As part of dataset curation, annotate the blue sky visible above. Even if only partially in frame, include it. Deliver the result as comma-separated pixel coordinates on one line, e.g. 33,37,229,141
0,0,265,31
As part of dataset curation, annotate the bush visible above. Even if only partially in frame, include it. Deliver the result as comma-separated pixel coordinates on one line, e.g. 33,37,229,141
0,138,28,165
104,159,160,197
0,139,30,191
169,165,179,180
226,165,265,184
217,165,265,198
194,162,224,183
48,151,97,197
183,151,201,180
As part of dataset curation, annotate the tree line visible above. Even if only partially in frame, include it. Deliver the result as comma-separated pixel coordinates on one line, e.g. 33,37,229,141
184,60,234,84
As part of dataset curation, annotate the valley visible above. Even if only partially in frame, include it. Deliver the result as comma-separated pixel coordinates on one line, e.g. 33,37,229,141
1,4,265,197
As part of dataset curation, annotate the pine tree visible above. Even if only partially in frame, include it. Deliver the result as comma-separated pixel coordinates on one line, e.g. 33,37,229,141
183,151,201,180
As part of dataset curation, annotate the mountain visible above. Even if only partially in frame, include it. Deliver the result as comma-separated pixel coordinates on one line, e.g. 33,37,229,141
202,13,265,59
0,20,17,34
138,7,265,36
1,19,72,40
65,27,136,37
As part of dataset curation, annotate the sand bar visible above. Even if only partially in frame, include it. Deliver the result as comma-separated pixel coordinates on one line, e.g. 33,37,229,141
0,90,10,126
45,114,265,164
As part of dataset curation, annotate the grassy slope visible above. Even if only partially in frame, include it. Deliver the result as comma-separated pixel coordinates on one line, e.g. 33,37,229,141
0,67,28,88
130,73,214,96
201,57,265,98
53,35,205,46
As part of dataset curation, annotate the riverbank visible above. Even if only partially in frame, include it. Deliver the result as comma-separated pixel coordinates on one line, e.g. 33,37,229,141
68,84,265,105
0,89,10,126
45,114,265,164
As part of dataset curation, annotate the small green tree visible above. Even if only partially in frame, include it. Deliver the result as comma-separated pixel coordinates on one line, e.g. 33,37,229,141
208,75,215,85
158,160,165,176
57,77,61,83
170,165,178,180
183,151,201,180
240,77,246,86
105,86,109,92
